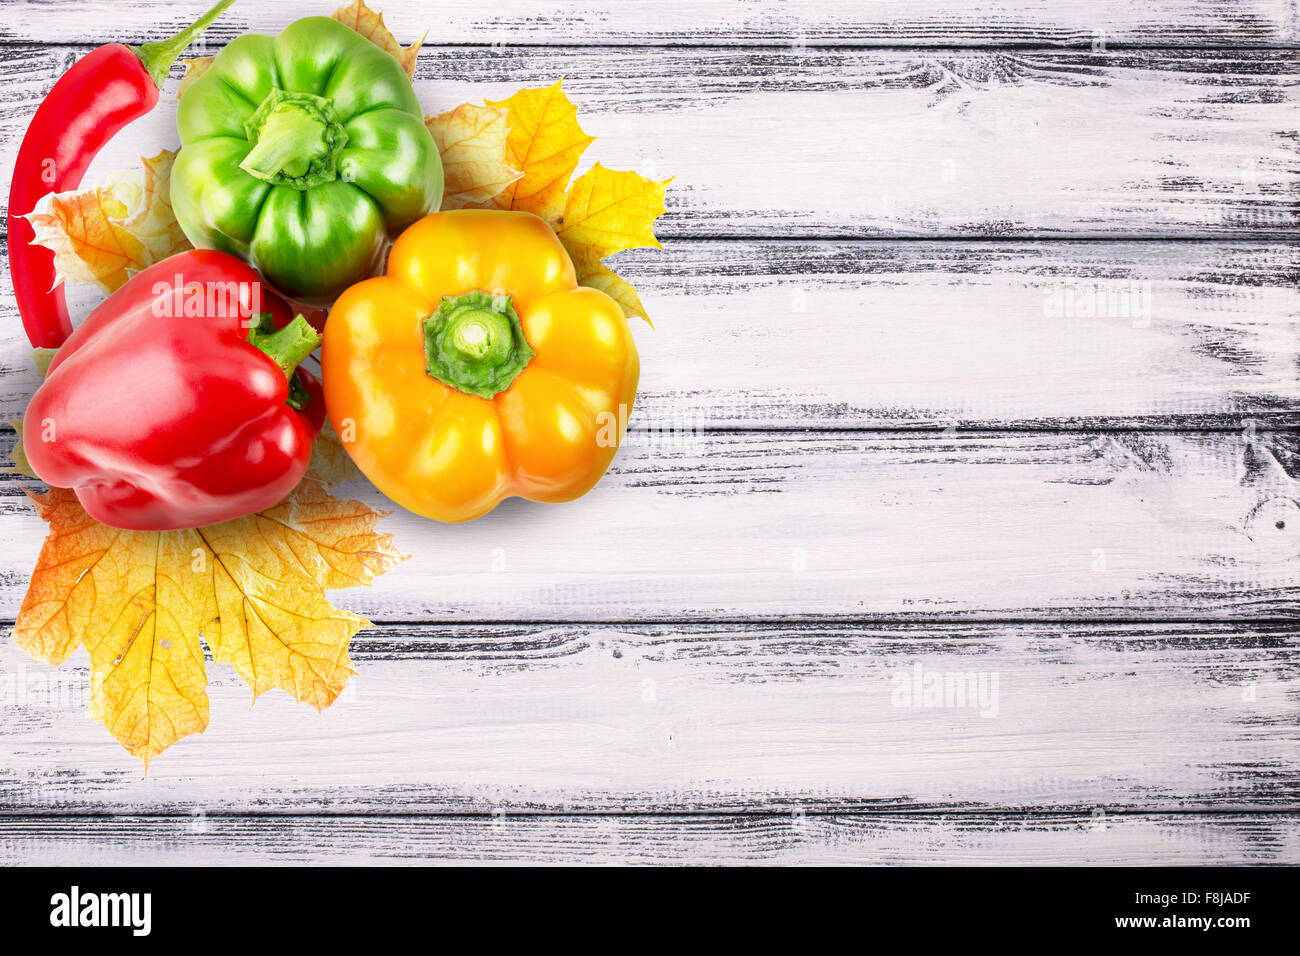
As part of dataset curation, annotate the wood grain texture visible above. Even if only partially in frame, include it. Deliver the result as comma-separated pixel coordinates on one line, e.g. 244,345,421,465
0,47,1296,239
6,431,1294,621
2,0,1295,48
2,241,1297,429
1,623,1296,814
2,813,1295,866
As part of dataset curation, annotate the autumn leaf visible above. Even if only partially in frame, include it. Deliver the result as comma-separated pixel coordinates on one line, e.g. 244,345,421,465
310,419,368,485
15,489,211,761
26,178,147,293
426,104,522,209
4,421,36,479
333,0,424,80
13,478,403,764
10,261,398,763
466,81,668,323
117,151,190,265
31,348,57,378
5,352,56,477
178,55,214,96
191,476,400,708
557,163,669,262
477,81,596,223
25,150,193,293
556,163,670,323
576,261,652,326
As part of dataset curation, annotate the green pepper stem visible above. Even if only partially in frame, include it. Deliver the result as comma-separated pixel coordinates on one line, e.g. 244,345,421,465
250,314,321,382
239,88,348,189
131,0,238,89
424,291,535,399
240,106,327,180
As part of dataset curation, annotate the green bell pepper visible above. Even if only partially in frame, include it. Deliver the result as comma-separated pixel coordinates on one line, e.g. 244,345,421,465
171,16,443,300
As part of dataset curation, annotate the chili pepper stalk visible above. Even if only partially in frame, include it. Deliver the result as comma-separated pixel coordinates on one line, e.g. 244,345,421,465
133,0,238,87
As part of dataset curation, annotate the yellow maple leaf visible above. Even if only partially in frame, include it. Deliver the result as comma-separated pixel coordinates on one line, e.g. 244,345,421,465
333,0,424,80
25,151,194,293
475,82,668,323
556,164,670,324
425,104,523,209
478,80,596,223
13,478,403,765
178,55,214,96
557,162,669,261
576,261,653,326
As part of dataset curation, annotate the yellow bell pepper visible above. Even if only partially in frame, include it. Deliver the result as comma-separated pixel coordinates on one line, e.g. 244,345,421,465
321,209,640,522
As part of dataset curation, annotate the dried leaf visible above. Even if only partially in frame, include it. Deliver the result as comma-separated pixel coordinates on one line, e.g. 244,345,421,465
178,55,214,96
575,260,653,326
6,349,55,477
13,478,404,764
477,81,667,322
118,150,190,264
26,179,147,293
425,104,522,209
478,80,595,223
309,420,368,485
556,164,670,325
4,420,37,479
31,348,57,378
15,489,210,763
25,151,193,293
332,0,424,80
557,163,669,261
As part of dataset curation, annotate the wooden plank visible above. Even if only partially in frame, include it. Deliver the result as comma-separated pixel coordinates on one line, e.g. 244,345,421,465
2,0,1294,48
6,431,1294,621
1,47,1296,239
1,622,1296,813
3,241,1297,429
2,812,1295,865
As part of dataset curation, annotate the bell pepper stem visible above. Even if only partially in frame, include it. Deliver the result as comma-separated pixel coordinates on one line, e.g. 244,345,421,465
448,310,513,363
249,314,321,382
131,0,239,89
424,291,534,400
240,105,327,180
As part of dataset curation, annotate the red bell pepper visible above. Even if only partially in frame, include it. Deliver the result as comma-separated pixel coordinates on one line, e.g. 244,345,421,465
23,250,324,531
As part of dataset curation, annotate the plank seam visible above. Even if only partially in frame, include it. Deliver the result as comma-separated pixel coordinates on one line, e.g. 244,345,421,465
1,809,1296,820
1,425,1296,439
4,617,1296,628
7,41,1300,53
4,236,1300,248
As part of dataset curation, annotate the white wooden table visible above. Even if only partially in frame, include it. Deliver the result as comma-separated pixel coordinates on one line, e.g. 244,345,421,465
0,0,1296,865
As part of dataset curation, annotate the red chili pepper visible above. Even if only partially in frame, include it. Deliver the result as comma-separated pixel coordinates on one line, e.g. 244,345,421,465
23,249,325,531
8,0,237,349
